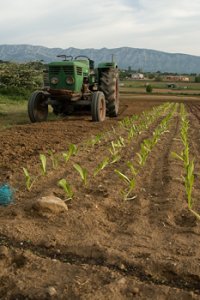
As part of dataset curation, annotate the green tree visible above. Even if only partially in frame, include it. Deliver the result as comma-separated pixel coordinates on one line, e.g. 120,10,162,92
195,75,200,83
146,84,153,93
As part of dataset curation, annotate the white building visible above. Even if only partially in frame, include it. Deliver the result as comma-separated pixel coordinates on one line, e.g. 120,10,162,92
132,73,144,80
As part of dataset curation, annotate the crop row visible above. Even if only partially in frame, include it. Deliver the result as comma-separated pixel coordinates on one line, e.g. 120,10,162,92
172,104,200,220
21,103,175,202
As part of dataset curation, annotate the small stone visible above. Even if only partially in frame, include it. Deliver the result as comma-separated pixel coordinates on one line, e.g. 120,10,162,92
119,263,126,270
118,277,126,285
33,195,68,216
132,287,140,294
47,286,57,297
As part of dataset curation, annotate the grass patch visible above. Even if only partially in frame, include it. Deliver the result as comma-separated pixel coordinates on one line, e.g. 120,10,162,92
0,93,57,129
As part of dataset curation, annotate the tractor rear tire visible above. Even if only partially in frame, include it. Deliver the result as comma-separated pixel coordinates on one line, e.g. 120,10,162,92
28,91,48,123
91,91,106,122
99,70,119,117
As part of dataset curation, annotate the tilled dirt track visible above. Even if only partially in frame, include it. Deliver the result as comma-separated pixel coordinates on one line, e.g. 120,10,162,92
0,96,200,300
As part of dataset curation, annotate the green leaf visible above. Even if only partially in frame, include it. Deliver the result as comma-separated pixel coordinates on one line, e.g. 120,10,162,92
94,157,109,176
189,208,200,220
63,144,78,163
171,151,183,161
73,163,88,185
22,167,31,191
69,143,78,155
58,179,73,200
110,154,121,164
136,153,143,165
127,161,137,176
39,154,47,175
114,169,130,183
48,150,58,169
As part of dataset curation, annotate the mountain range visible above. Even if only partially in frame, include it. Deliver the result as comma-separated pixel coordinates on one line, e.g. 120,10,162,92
0,44,200,74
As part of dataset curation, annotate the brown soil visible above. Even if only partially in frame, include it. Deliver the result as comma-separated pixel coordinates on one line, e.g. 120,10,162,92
0,95,200,300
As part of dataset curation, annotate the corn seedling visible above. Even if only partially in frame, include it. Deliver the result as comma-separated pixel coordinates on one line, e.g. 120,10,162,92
87,134,102,147
22,167,33,191
109,141,119,156
128,125,138,140
94,157,109,176
189,208,200,220
63,143,78,163
114,169,136,200
48,150,58,170
119,117,131,129
110,137,125,155
111,125,116,134
57,179,74,200
171,151,184,162
39,154,47,175
110,154,121,164
137,142,150,166
127,161,138,176
184,160,194,209
119,136,125,147
136,104,175,168
73,163,88,186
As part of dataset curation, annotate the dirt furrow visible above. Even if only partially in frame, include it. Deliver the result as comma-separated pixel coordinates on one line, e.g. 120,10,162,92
0,234,200,295
144,114,181,224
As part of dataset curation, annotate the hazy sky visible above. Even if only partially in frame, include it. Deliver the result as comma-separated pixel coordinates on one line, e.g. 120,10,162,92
0,0,199,56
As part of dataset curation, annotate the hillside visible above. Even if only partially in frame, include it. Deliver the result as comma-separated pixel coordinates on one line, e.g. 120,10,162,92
0,44,200,73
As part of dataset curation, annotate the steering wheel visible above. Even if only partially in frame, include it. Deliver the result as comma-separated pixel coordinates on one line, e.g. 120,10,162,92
57,55,73,61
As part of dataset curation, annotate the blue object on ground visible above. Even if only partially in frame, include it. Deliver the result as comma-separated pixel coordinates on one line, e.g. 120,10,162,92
0,184,14,206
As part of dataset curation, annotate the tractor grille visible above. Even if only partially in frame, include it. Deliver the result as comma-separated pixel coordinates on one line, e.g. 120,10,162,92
63,66,74,75
43,70,49,86
49,66,61,75
76,67,82,76
49,66,74,75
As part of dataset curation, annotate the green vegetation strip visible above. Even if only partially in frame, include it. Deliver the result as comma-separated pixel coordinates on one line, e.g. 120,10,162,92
172,104,200,220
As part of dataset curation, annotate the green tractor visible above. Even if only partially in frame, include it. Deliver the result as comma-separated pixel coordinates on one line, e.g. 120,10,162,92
28,55,119,122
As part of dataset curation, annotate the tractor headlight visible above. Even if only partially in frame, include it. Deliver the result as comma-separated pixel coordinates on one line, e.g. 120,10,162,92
51,77,59,85
66,76,74,85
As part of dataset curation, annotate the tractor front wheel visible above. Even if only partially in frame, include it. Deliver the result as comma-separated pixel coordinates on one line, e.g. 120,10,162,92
91,91,106,122
28,91,48,123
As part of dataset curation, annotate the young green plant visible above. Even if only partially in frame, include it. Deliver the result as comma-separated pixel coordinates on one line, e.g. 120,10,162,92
94,157,109,176
63,144,78,163
22,167,33,191
39,154,47,175
48,150,58,170
114,169,136,200
57,179,74,201
73,163,88,186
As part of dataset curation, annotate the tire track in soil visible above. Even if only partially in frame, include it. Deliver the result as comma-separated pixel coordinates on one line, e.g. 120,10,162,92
0,234,200,295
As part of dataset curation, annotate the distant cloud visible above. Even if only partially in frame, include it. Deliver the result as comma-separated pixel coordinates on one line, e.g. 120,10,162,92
0,0,199,55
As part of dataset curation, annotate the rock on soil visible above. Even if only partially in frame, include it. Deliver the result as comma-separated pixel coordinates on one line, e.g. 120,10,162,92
32,195,68,216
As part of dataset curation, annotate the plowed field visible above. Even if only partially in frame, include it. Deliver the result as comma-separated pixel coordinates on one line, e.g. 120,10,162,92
0,95,200,300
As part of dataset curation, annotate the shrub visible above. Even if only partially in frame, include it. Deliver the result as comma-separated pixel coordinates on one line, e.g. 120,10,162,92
146,84,153,93
195,75,200,83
